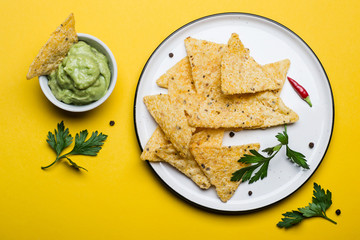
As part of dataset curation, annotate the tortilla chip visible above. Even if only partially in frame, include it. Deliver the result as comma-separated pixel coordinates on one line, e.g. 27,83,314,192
190,129,224,148
262,59,291,96
140,127,170,162
26,13,78,79
156,57,194,90
143,94,194,158
187,95,264,128
191,144,260,202
190,91,299,129
221,33,278,94
156,75,169,89
165,57,204,118
184,37,226,95
156,57,201,111
155,144,211,189
246,91,299,128
166,58,195,94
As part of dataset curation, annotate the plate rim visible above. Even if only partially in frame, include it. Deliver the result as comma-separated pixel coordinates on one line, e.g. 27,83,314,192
133,12,335,213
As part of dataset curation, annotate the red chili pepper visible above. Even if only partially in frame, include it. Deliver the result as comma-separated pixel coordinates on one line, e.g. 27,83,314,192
287,77,312,107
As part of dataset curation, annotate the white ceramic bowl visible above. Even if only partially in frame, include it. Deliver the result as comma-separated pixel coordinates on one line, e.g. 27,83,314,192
39,33,117,112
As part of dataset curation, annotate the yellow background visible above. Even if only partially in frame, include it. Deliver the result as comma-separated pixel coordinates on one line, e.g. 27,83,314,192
0,0,359,239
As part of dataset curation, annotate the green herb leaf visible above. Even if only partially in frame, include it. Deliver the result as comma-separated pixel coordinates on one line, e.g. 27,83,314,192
231,163,260,182
312,182,332,212
249,160,269,183
286,146,310,169
262,144,282,156
69,130,108,156
65,157,88,172
277,183,337,228
46,121,73,156
298,203,322,217
276,128,288,145
42,122,107,171
231,150,272,183
277,211,305,228
239,150,265,164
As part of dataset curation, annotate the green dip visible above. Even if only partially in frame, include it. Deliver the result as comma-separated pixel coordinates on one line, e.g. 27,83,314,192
48,41,111,105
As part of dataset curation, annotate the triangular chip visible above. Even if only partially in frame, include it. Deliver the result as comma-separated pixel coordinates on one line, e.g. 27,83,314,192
189,91,298,129
143,94,194,158
156,75,169,89
156,57,195,90
262,59,290,96
155,144,211,189
26,13,78,79
187,94,265,128
165,57,204,118
184,37,226,95
221,33,278,94
166,57,196,96
191,144,260,202
140,127,170,162
245,91,299,128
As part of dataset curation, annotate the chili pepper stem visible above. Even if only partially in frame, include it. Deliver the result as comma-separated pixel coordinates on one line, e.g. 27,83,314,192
304,96,312,107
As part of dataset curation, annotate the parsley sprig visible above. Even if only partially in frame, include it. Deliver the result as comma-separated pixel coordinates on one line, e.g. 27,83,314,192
231,125,309,183
277,183,337,228
42,121,107,171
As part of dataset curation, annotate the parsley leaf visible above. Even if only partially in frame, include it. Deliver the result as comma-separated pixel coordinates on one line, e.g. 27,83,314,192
277,183,337,228
231,150,273,183
42,122,107,171
46,121,73,156
312,182,332,212
262,144,281,156
286,146,310,169
68,130,107,156
231,125,309,184
276,125,288,145
276,211,305,228
65,157,88,172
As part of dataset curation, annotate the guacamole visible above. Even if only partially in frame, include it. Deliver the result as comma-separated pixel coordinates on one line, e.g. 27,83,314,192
48,41,111,105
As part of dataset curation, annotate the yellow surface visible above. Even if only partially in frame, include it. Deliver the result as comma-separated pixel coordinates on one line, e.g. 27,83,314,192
0,0,359,239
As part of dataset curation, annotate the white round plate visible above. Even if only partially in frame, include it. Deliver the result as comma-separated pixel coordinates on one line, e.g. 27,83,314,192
134,13,334,213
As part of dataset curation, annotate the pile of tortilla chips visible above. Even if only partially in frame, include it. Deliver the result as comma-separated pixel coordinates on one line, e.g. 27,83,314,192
140,33,298,202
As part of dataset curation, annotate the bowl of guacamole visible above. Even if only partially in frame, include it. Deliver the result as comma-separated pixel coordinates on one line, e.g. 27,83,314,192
39,33,117,112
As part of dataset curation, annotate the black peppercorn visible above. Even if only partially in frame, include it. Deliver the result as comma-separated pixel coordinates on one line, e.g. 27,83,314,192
169,53,174,58
109,120,115,126
335,209,341,215
309,142,314,148
248,191,253,196
229,132,235,137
